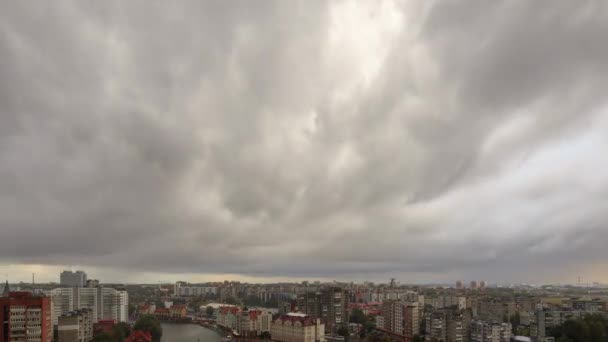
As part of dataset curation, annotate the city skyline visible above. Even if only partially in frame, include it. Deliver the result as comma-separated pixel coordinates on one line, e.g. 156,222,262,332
0,266,604,287
2,1,608,285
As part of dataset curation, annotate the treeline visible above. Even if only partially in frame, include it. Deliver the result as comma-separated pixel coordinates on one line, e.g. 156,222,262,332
548,314,608,342
93,315,163,342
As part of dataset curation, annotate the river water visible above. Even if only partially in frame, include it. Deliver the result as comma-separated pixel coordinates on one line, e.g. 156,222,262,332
161,323,222,342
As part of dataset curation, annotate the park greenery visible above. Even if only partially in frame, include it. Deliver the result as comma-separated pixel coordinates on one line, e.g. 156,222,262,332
133,315,163,342
548,314,608,342
92,322,131,342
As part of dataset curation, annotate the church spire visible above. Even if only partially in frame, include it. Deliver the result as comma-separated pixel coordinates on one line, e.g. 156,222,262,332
2,279,9,297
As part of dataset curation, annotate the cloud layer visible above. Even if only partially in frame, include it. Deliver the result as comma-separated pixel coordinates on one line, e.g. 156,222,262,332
1,0,608,284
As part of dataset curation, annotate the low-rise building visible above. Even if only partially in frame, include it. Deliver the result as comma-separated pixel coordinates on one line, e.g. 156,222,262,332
153,308,170,320
169,305,187,319
216,306,240,330
237,309,273,336
271,313,325,342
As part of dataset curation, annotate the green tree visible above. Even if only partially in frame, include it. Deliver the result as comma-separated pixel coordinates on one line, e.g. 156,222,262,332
268,297,279,308
189,296,205,312
134,315,163,342
224,297,238,305
556,337,573,342
337,325,349,337
92,332,114,342
510,312,520,332
206,306,215,317
550,314,608,342
112,322,131,341
244,295,263,307
350,308,366,324
412,336,424,342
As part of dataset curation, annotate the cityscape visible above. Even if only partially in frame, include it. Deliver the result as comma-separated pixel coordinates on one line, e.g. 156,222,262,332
2,1,608,342
2,270,608,342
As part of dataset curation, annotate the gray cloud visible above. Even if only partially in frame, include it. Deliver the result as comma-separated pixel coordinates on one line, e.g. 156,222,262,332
1,0,608,284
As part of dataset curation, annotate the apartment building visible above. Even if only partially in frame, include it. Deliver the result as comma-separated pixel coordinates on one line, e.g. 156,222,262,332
471,320,511,342
0,289,53,342
47,287,128,325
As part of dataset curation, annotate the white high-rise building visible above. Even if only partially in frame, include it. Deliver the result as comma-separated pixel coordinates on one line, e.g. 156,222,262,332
49,288,78,325
46,287,128,325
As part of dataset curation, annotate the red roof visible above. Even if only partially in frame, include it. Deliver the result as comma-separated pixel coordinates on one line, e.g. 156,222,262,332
247,310,263,319
94,320,116,335
275,315,315,327
219,306,240,315
124,330,152,342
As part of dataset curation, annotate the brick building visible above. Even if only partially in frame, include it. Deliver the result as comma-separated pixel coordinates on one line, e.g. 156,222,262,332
0,285,53,342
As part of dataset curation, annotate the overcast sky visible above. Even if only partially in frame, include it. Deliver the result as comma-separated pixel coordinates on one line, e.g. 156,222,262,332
1,1,608,285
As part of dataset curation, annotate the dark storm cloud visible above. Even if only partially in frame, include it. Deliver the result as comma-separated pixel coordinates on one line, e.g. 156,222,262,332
1,0,608,283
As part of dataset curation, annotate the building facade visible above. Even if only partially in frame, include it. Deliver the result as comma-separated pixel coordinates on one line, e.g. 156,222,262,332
58,309,93,342
296,287,349,331
216,306,240,330
471,320,511,342
271,314,325,342
0,291,53,342
47,287,128,325
237,309,273,337
173,282,218,297
60,271,88,288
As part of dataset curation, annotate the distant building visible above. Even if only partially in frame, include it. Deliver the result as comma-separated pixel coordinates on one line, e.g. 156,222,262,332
530,309,558,342
375,315,385,329
173,282,218,297
61,271,88,288
470,281,478,290
296,287,349,331
169,305,187,319
0,289,53,342
153,308,170,320
271,314,325,342
86,280,99,288
137,304,156,316
470,320,511,342
58,309,93,342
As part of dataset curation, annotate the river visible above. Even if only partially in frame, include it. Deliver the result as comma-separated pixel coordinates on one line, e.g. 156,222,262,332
161,323,222,342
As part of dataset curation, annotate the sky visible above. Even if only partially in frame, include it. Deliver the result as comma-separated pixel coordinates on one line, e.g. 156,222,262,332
1,0,608,285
